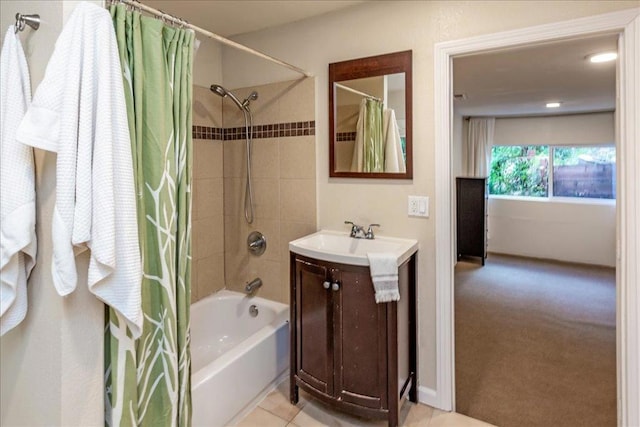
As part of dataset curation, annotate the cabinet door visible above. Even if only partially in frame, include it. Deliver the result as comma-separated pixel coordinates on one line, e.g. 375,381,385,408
294,259,333,395
333,267,388,409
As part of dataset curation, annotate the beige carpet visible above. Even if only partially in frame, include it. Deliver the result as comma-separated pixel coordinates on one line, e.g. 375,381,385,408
455,254,616,427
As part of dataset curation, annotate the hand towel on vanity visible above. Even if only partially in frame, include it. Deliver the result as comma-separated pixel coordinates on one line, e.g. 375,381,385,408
15,2,143,338
383,108,406,173
0,26,37,336
367,252,400,303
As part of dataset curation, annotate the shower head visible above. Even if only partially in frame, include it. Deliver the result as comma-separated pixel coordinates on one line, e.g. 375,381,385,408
242,91,259,108
210,84,245,111
210,84,226,98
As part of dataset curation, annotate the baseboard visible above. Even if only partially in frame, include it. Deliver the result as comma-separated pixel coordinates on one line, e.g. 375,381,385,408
418,386,440,409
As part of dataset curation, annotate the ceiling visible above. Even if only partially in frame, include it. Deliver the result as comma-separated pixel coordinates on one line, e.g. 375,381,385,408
142,2,616,117
144,0,366,37
453,34,618,117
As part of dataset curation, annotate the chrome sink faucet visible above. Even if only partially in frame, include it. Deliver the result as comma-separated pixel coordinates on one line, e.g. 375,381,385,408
344,221,380,239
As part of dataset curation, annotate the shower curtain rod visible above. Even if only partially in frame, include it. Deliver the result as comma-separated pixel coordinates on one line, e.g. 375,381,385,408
110,0,312,77
335,83,381,102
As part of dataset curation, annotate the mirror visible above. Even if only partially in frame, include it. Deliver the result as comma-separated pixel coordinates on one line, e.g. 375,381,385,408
329,50,412,179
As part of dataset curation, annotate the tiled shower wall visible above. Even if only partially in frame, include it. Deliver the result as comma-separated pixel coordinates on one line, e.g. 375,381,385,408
191,77,317,304
191,87,225,302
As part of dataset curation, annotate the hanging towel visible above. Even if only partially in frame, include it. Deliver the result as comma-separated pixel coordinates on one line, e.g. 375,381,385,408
1,26,36,336
383,108,406,173
351,99,367,172
367,252,400,303
15,2,143,338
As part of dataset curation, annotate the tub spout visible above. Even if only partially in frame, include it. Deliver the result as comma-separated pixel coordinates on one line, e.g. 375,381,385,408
245,278,262,295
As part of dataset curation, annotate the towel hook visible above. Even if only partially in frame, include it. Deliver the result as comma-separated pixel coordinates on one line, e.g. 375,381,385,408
14,13,40,34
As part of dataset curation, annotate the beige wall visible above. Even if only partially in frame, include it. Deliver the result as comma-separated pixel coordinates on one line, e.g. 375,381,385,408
223,78,317,304
220,0,639,392
0,1,104,426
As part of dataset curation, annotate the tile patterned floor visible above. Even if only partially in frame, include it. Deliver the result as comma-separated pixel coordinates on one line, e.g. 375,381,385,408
236,382,495,427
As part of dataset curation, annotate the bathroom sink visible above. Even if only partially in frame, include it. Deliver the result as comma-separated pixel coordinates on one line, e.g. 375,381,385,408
289,230,418,266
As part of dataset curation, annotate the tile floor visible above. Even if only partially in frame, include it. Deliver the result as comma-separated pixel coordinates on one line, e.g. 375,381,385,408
236,382,495,427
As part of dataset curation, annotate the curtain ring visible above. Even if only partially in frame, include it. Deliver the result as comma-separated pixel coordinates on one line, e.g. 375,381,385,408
159,10,170,25
130,0,141,13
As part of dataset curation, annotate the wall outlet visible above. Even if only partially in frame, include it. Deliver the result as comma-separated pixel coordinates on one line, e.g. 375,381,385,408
408,196,429,217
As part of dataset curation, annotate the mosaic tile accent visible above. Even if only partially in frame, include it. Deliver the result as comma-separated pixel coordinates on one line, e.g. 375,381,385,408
224,120,316,140
336,132,356,142
192,121,315,141
192,125,224,140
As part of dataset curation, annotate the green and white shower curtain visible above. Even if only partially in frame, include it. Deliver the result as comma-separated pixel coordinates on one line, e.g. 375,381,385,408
351,98,384,173
105,5,193,426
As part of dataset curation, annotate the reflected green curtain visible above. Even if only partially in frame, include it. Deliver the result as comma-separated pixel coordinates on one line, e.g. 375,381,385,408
351,98,384,172
105,5,193,426
362,99,384,172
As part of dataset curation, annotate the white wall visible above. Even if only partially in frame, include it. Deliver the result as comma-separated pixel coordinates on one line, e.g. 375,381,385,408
1,2,104,426
221,0,637,394
487,112,616,266
488,198,616,266
193,37,222,87
494,112,615,146
452,112,464,178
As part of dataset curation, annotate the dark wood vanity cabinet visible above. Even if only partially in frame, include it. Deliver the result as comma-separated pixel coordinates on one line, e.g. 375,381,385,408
290,253,417,427
456,177,488,265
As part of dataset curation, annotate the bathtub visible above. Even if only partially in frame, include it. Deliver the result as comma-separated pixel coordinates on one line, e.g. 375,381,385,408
191,290,290,426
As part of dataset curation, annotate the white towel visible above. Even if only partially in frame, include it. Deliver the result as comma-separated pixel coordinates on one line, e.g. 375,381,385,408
367,252,400,303
350,98,367,172
1,26,37,336
15,3,143,338
383,108,406,173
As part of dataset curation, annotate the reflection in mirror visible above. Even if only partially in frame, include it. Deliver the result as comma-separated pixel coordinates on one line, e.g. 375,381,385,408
329,50,412,179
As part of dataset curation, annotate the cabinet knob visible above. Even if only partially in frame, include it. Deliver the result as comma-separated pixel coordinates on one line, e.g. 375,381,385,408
323,281,331,289
331,282,340,291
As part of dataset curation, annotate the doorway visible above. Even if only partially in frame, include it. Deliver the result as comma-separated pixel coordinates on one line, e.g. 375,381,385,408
433,9,640,427
451,35,618,425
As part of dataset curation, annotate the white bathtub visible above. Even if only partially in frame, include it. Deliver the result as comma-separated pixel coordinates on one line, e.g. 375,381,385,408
191,290,289,426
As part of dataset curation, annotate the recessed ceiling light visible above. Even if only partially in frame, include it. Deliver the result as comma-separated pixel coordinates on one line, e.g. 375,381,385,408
546,102,561,108
588,52,618,63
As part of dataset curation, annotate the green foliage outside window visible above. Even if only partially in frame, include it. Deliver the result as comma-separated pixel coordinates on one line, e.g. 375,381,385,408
489,145,549,197
553,146,616,165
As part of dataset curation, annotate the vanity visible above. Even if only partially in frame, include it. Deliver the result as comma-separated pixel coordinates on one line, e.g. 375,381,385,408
289,231,418,427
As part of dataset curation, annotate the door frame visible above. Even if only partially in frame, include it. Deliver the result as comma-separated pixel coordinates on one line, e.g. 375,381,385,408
433,8,639,426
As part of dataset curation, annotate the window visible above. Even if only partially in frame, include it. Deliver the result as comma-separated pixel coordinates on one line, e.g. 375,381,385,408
489,146,549,197
489,145,616,200
553,146,616,199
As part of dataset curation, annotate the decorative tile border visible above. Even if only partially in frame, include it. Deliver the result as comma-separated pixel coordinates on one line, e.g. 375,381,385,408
192,125,224,140
192,120,315,141
336,132,356,142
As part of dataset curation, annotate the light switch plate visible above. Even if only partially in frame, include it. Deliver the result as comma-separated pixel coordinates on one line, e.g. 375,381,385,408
408,195,429,217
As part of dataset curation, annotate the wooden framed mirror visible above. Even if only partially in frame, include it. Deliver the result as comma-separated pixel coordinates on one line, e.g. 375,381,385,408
329,50,412,179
